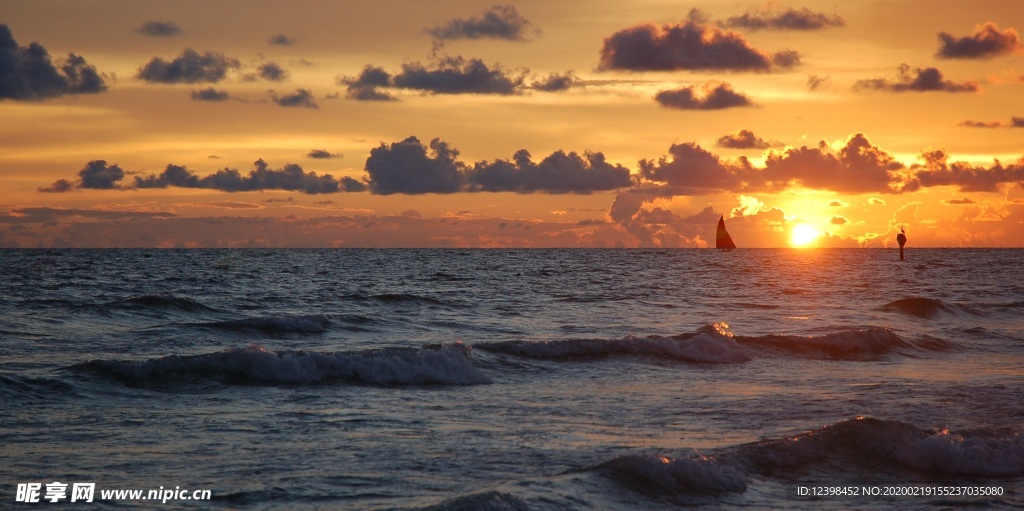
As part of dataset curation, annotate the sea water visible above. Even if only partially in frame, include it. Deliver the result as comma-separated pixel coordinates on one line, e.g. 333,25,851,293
1,248,1021,509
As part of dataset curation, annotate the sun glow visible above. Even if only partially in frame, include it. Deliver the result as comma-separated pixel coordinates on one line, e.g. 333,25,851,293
790,224,821,247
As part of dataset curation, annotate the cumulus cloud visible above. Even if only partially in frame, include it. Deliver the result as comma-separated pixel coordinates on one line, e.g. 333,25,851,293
137,21,181,37
365,136,466,194
190,87,230,101
37,179,74,193
393,55,525,95
639,142,752,192
724,7,845,31
830,216,848,225
854,64,979,93
137,48,240,84
598,10,800,72
912,149,1024,192
339,65,398,101
268,34,296,46
467,149,632,193
763,134,906,193
428,4,535,41
937,22,1023,59
256,62,289,82
655,83,753,110
716,129,773,149
530,72,577,91
0,25,107,100
307,149,341,159
270,88,318,108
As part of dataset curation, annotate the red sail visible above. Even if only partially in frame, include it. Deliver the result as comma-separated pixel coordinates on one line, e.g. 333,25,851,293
716,216,737,250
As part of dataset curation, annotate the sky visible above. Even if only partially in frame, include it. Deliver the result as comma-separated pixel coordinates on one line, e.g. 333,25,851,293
1,0,1023,248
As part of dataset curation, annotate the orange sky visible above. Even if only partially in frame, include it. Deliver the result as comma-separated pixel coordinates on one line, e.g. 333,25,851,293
1,0,1023,248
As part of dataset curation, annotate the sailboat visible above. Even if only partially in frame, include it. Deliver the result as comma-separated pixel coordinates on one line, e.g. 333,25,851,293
716,216,736,251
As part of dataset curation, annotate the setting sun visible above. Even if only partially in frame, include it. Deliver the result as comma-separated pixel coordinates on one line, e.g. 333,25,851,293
790,224,821,247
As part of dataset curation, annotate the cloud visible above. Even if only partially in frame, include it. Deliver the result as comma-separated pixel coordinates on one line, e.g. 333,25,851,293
339,65,398,101
270,88,318,108
598,10,800,72
365,137,466,194
256,62,289,82
137,48,240,84
724,7,845,31
716,129,772,149
912,149,1024,193
807,74,831,91
639,142,751,192
763,134,906,193
307,149,341,159
868,197,886,205
44,160,124,190
854,64,979,93
137,21,181,37
959,117,1024,128
937,22,1023,59
830,216,848,225
530,72,577,91
655,83,753,110
428,4,534,41
2,207,176,223
944,197,976,205
829,200,847,207
37,179,74,193
467,149,633,193
393,56,524,95
0,24,108,100
268,34,295,46
190,87,230,101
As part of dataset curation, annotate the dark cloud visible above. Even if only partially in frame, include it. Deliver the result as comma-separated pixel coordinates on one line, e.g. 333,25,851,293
135,160,363,194
944,197,976,205
830,216,848,225
655,83,752,110
1014,117,1024,128
807,74,831,91
271,88,318,108
74,160,125,189
959,119,1004,128
137,48,239,84
639,142,751,192
307,149,342,159
257,62,289,82
716,129,772,149
530,72,577,92
137,21,181,37
0,24,108,100
724,8,845,31
190,87,230,101
428,4,534,41
467,149,632,193
365,137,466,194
598,10,800,72
264,197,294,203
937,22,1023,59
912,149,1024,193
268,34,296,46
853,64,979,93
763,134,906,193
393,56,524,95
38,179,74,193
339,65,397,101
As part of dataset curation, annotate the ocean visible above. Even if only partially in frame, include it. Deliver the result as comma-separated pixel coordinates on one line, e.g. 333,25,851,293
1,248,1022,509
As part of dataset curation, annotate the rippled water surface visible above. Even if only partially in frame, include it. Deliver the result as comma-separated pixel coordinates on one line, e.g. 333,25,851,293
2,248,1022,509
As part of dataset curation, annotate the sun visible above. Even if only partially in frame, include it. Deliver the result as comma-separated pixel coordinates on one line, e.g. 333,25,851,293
790,224,821,247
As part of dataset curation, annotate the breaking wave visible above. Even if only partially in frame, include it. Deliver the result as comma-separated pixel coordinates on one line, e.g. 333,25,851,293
735,327,916,360
72,343,490,386
738,417,1024,477
598,453,747,496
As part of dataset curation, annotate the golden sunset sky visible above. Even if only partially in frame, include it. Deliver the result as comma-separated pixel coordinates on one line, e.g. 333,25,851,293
2,0,1022,247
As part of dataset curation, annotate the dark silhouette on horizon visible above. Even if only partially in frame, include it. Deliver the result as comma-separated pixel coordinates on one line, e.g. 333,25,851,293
897,226,907,260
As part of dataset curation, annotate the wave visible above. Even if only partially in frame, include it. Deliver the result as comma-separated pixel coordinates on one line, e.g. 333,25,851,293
597,417,1022,501
0,373,77,400
200,314,331,334
345,292,451,307
475,329,749,365
71,343,490,386
879,297,960,318
86,294,217,314
413,490,528,511
738,417,1024,477
735,327,917,360
598,454,746,496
